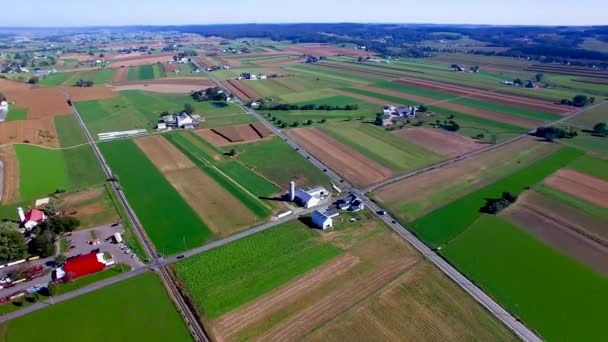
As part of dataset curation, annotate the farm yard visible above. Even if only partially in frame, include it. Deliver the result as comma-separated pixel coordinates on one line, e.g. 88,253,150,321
0,273,192,342
173,212,516,341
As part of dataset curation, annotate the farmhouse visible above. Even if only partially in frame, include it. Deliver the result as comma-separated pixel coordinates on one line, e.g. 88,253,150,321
160,112,201,130
55,252,115,282
18,208,46,230
379,104,417,126
337,193,365,212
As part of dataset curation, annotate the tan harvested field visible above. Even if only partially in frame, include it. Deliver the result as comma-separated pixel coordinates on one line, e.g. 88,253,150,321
357,85,542,128
211,221,515,341
394,78,571,115
226,80,259,100
112,78,213,87
163,63,180,73
0,117,59,147
196,123,273,147
4,87,71,119
504,191,608,276
283,44,375,57
65,86,118,101
286,128,394,187
57,186,120,228
544,169,608,208
374,138,560,221
393,127,484,157
0,146,19,204
135,135,258,235
108,53,173,67
113,84,203,94
113,67,128,82
61,53,95,61
165,167,258,236
195,56,219,68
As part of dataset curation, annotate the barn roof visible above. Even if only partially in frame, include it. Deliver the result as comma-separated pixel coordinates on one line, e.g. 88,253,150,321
63,253,106,281
25,209,45,223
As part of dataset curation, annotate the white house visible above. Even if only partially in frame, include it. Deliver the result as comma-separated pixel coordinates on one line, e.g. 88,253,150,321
259,75,267,80
177,112,194,129
312,210,333,230
250,74,258,80
19,208,46,230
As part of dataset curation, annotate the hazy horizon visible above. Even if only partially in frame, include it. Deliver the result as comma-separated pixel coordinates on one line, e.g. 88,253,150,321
4,0,607,27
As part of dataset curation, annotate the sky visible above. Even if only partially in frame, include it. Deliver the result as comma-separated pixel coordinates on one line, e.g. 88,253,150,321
4,0,607,27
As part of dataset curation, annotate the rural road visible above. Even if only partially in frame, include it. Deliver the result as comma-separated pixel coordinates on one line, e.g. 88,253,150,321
200,64,543,342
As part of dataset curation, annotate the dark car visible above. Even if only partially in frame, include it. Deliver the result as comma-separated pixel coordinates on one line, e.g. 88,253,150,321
176,255,185,259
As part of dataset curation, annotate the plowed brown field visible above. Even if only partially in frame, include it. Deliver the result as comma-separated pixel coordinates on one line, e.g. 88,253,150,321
0,117,58,147
196,123,273,147
226,80,259,100
504,191,608,276
4,87,71,119
134,136,195,172
113,67,128,82
544,169,608,207
393,127,484,157
0,145,19,204
65,86,118,101
286,128,393,187
108,53,173,67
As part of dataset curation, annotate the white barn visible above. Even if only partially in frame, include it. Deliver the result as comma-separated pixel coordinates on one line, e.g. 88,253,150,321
177,112,194,129
312,210,333,230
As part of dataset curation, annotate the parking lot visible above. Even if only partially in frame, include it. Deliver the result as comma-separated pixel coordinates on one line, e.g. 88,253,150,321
0,224,142,299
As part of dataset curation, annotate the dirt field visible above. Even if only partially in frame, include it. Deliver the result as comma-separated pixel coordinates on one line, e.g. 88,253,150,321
57,186,120,228
65,86,118,101
286,128,393,187
0,145,19,204
226,80,259,100
393,127,484,157
108,54,173,68
196,123,273,147
113,84,203,94
135,135,257,235
0,117,59,147
164,63,180,73
134,136,195,173
283,44,375,57
113,67,128,82
112,78,214,87
504,191,608,276
394,78,571,115
544,169,608,207
374,138,559,220
3,87,71,119
357,85,542,128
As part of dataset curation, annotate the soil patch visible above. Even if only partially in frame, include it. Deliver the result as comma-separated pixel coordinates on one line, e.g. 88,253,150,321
196,123,273,147
393,127,484,157
134,135,195,173
112,78,213,87
226,80,259,100
113,67,128,82
544,169,608,208
504,191,608,276
113,84,203,94
108,54,173,68
358,85,542,128
4,87,71,119
286,128,393,187
394,78,571,115
0,117,58,147
0,146,19,204
65,86,118,101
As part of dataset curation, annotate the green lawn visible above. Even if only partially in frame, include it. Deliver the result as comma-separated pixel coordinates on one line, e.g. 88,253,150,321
236,137,332,189
173,220,342,319
0,273,192,342
99,139,214,255
6,108,27,121
411,147,583,247
54,115,87,147
15,145,70,200
321,124,444,172
443,215,608,341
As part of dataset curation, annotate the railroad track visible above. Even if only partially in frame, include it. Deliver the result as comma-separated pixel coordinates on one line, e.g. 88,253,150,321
61,89,210,342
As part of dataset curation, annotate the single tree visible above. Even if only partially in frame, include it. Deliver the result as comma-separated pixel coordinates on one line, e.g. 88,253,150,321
535,73,544,82
183,103,194,115
28,231,56,258
593,122,608,136
28,76,39,84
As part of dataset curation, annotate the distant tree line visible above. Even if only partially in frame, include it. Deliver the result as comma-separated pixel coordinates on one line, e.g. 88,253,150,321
534,126,578,141
258,103,359,111
192,87,228,102
593,122,608,137
560,95,595,107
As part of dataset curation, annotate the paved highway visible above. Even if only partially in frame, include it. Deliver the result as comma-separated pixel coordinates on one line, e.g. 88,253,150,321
200,67,543,342
61,90,209,342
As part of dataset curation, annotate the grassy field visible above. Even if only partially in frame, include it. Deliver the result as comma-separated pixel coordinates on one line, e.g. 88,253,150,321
15,144,70,200
99,139,213,255
76,91,246,137
411,147,583,247
91,68,116,84
235,137,331,189
5,108,26,121
443,215,608,341
39,73,70,87
321,124,444,172
217,160,281,197
127,64,163,81
54,115,87,147
567,153,608,180
62,145,105,189
535,184,608,220
0,273,192,342
173,219,342,319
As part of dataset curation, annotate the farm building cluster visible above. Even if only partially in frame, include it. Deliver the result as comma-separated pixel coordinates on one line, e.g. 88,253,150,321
238,72,268,80
289,181,329,208
54,252,115,282
379,104,418,126
312,193,365,230
157,112,203,131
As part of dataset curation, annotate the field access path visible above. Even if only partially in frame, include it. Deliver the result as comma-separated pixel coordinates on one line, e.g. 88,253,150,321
198,61,546,342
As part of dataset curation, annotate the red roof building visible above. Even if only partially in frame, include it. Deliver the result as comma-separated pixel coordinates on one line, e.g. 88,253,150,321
62,253,107,281
23,209,46,229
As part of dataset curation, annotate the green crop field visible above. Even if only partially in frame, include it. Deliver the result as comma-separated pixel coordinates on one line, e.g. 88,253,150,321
15,145,70,200
99,139,213,255
204,114,258,128
127,64,163,81
173,220,342,319
321,124,443,172
535,184,608,220
39,72,70,86
443,215,608,341
63,145,105,189
566,102,608,130
164,132,272,218
236,137,331,189
411,147,583,247
567,154,608,180
6,108,27,121
0,273,192,342
54,115,87,147
92,68,116,84
217,161,281,197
